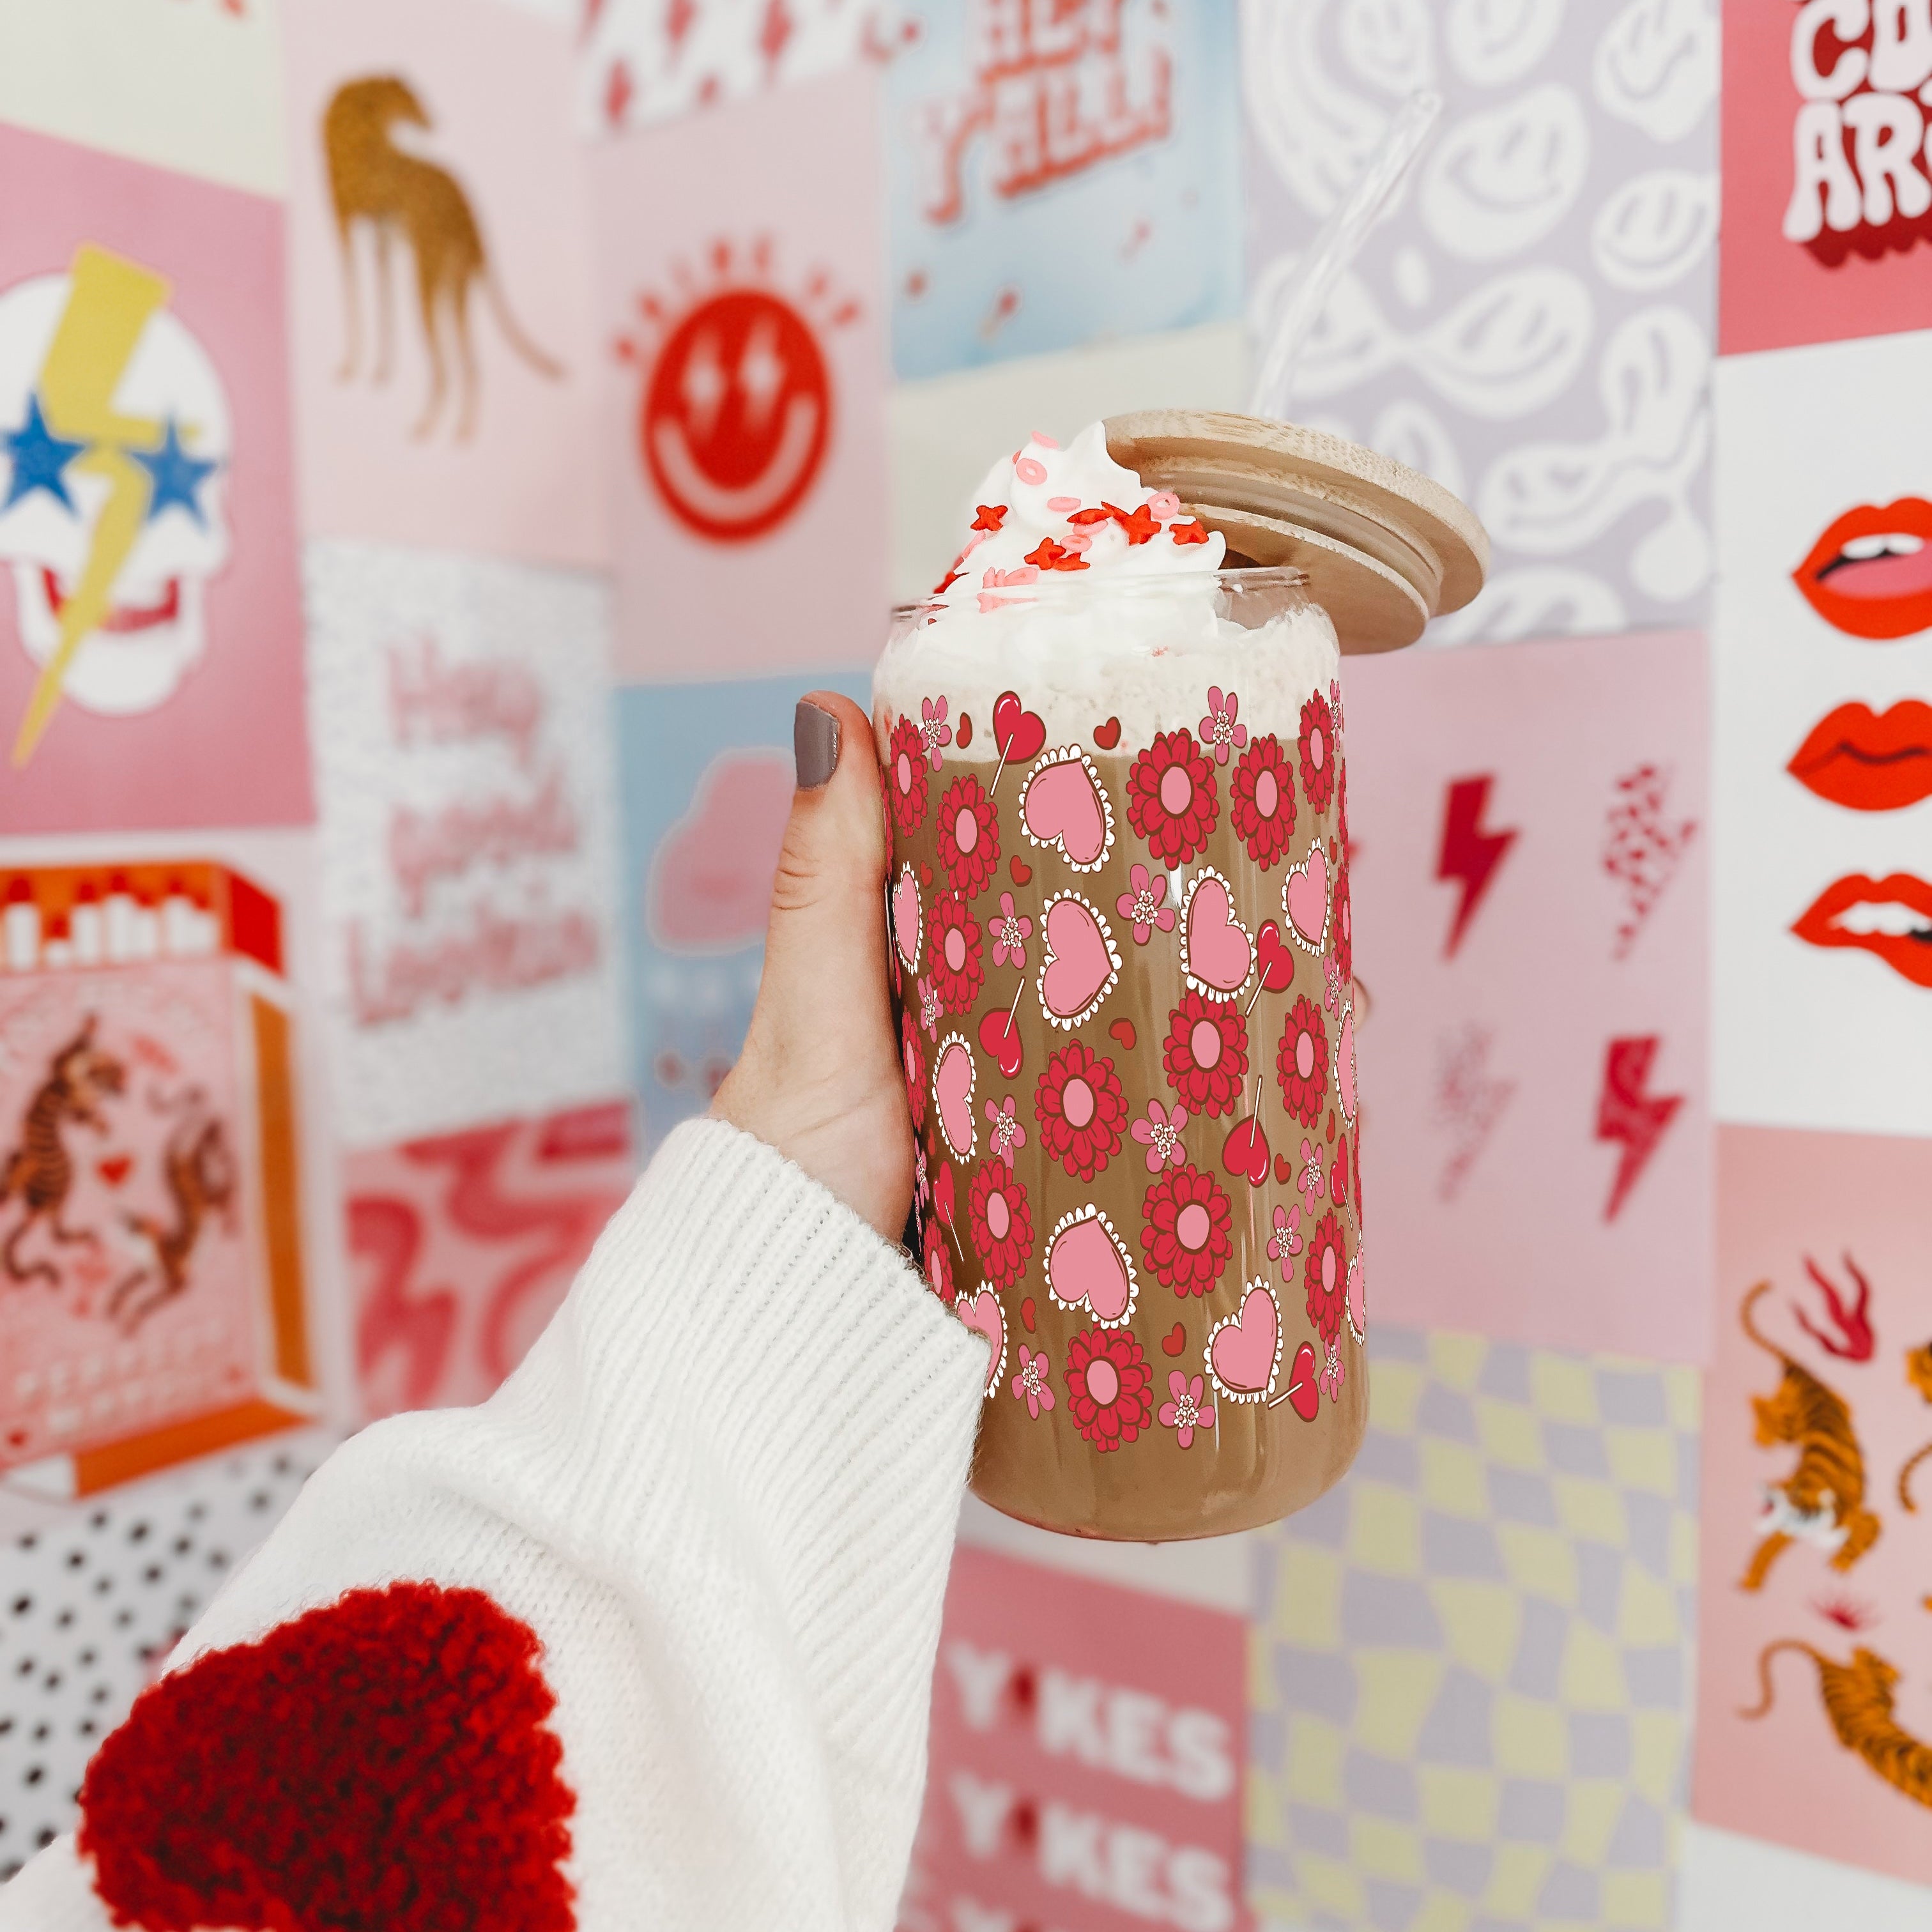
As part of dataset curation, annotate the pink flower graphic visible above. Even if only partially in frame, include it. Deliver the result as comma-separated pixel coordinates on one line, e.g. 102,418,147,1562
917,973,942,1040
1268,1203,1303,1269
1115,862,1176,945
1322,956,1343,1013
990,891,1033,969
986,1095,1027,1168
1012,1344,1055,1419
1199,686,1248,766
914,1142,931,1214
1130,1098,1188,1174
1319,1335,1345,1402
919,694,953,770
1298,1138,1326,1207
1158,1371,1215,1448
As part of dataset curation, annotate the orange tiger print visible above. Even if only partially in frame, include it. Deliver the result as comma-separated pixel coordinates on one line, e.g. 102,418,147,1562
1742,1640,1932,1811
1738,1281,1880,1591
1897,1340,1932,1514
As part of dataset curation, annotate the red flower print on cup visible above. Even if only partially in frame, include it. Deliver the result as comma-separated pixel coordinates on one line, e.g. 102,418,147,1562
922,1217,954,1306
1064,1325,1154,1450
1199,686,1248,767
1034,1040,1127,1180
1162,990,1250,1117
929,892,984,1014
1298,691,1336,815
1158,1370,1215,1448
1304,1210,1346,1346
1115,862,1176,945
1140,1162,1232,1297
902,1013,926,1131
887,715,928,834
989,891,1033,969
1230,734,1296,870
919,695,953,770
1275,995,1330,1127
937,773,1001,897
1012,1344,1055,1419
1126,729,1219,867
1130,1097,1187,1173
985,1094,1027,1168
969,1157,1034,1288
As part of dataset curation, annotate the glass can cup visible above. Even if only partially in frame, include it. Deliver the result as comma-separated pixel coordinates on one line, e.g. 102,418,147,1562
874,566,1367,1541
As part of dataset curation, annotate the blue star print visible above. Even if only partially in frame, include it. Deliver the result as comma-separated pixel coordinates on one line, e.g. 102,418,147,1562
2,393,86,510
131,418,219,526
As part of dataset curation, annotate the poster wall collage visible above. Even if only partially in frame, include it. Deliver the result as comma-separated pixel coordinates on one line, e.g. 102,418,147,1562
0,1,1928,1928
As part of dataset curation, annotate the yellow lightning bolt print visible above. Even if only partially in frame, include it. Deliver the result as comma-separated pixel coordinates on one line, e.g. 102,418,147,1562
12,244,171,767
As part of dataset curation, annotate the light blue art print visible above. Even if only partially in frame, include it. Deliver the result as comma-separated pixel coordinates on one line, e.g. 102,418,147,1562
615,674,871,1149
887,0,1241,379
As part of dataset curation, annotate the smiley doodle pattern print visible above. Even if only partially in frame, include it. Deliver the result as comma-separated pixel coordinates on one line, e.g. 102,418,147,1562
887,673,1365,1480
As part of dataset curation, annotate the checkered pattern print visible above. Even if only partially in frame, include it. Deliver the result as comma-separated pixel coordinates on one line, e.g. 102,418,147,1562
1248,1326,1701,1932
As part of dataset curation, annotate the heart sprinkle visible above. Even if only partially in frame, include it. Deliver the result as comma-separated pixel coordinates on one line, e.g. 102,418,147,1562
1162,1322,1186,1356
1009,855,1032,885
1273,1153,1293,1186
1093,716,1122,750
1020,1296,1037,1332
1108,1017,1137,1053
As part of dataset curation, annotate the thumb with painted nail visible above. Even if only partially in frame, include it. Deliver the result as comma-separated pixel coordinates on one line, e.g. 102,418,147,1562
710,693,914,1242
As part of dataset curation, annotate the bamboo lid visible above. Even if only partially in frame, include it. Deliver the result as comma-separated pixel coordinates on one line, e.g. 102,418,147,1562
1105,410,1489,653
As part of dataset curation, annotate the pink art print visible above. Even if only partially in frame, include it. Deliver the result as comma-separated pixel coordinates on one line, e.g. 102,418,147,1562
283,0,606,568
0,124,308,833
1342,628,1711,1361
898,1544,1247,1932
0,859,318,1497
591,66,889,678
1722,0,1932,355
1693,1125,1932,1886
344,1100,634,1420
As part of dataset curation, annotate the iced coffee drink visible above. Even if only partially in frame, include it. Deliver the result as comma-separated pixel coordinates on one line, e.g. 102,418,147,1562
875,423,1369,1540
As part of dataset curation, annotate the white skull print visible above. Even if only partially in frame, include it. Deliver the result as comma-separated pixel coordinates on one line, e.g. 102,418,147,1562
0,271,232,716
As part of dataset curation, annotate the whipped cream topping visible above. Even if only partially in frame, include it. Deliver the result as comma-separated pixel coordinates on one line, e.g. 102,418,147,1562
923,422,1227,617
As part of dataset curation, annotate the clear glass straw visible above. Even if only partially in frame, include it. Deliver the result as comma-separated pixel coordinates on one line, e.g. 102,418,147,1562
1247,89,1443,424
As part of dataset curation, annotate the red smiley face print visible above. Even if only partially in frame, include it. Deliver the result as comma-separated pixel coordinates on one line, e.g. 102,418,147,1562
641,287,832,543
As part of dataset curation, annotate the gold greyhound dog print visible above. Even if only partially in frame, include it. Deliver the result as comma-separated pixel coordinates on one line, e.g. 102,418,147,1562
1694,1125,1932,1887
284,0,603,569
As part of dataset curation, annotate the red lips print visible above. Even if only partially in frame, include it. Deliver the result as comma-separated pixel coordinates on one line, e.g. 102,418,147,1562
1791,872,1932,987
77,1583,575,1932
1788,700,1932,811
1794,499,1932,640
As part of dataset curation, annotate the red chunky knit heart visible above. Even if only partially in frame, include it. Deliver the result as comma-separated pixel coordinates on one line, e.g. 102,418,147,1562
77,1582,576,1932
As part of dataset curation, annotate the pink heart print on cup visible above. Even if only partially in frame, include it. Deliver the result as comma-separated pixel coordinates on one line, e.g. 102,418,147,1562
931,1034,977,1160
1044,1204,1138,1326
1283,844,1330,953
1206,1281,1282,1402
1336,1004,1358,1125
1020,747,1115,871
1181,868,1252,999
891,864,922,973
956,1289,1008,1397
1037,893,1121,1029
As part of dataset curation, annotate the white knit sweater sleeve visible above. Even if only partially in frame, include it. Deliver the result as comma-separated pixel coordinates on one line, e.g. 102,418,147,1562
0,1118,989,1932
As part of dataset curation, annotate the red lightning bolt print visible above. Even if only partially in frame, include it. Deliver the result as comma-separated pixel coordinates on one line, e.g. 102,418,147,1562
1593,1036,1682,1222
1435,775,1518,958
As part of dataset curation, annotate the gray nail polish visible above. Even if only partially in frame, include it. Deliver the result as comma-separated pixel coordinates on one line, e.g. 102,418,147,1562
795,700,840,790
